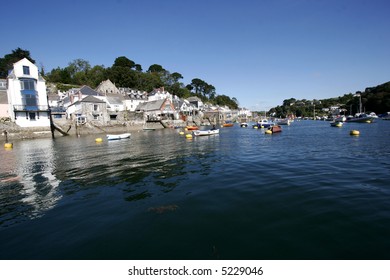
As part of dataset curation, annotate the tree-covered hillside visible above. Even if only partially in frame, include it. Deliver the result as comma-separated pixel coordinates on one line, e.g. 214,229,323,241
0,48,238,110
268,81,390,118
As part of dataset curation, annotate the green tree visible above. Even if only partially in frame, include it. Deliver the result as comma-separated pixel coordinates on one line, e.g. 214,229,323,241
0,47,36,77
113,56,135,69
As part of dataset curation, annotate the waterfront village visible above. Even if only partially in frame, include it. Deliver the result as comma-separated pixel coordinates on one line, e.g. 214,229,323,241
1,58,379,141
0,58,254,140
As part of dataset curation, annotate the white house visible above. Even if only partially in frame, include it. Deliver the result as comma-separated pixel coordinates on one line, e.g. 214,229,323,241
6,58,50,127
119,87,148,112
148,87,173,102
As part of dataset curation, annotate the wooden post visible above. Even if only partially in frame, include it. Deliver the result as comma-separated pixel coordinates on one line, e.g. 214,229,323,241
47,95,55,139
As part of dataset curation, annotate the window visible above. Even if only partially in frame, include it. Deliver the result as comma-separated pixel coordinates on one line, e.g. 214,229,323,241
24,94,38,107
20,79,35,90
23,66,30,75
93,104,99,111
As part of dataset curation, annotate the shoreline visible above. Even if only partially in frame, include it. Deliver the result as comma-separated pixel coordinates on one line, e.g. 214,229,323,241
1,122,153,142
1,119,193,142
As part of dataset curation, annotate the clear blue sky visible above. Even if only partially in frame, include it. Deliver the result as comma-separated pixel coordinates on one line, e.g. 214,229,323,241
2,0,389,111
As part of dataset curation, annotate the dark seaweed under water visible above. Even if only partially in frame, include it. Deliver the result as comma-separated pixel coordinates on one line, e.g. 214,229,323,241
1,120,390,260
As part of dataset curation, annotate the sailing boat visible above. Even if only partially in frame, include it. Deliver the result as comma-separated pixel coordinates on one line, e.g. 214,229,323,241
345,94,374,123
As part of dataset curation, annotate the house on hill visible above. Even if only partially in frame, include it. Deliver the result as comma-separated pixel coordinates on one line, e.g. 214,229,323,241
95,79,120,95
6,58,50,127
136,98,175,121
119,87,148,112
67,95,108,124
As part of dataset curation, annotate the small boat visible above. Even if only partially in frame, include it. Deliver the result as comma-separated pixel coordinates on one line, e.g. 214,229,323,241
240,122,248,127
106,133,131,140
346,113,374,123
381,112,390,120
266,125,282,133
330,121,343,127
193,129,220,136
186,125,199,130
276,119,291,125
222,121,234,127
335,115,346,122
256,119,273,128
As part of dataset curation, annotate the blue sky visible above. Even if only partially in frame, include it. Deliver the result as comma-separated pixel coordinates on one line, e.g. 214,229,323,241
1,0,389,111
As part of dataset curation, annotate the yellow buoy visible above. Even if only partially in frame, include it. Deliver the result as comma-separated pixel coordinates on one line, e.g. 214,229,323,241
4,143,13,149
95,137,103,142
350,130,360,136
179,131,185,135
253,126,258,129
185,134,193,139
265,130,272,134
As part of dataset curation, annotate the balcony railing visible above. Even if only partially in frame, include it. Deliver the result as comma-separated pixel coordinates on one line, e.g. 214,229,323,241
13,105,50,111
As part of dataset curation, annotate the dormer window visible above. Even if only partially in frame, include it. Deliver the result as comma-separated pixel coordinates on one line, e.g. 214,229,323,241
23,66,30,75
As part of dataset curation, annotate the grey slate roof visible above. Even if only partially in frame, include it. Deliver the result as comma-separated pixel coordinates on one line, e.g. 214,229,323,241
79,85,102,96
81,95,106,103
136,99,165,111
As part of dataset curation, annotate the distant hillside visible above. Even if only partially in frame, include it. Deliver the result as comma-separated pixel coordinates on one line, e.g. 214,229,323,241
269,80,390,118
362,81,390,114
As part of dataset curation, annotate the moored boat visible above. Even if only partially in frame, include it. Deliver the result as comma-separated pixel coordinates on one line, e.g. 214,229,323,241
335,115,346,122
193,129,220,136
240,122,248,127
276,118,291,125
186,125,199,130
346,113,374,123
222,121,234,127
106,133,131,140
266,125,282,133
256,119,273,128
330,121,343,127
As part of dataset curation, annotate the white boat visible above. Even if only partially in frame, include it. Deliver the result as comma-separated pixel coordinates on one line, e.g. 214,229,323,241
346,113,374,123
330,121,343,127
106,133,131,140
193,129,219,136
276,118,291,125
335,115,346,122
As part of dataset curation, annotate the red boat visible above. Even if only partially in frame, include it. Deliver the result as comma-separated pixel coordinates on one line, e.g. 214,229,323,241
186,125,199,130
267,125,282,133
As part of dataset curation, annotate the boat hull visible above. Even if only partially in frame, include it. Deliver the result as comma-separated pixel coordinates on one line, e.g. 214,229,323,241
186,126,199,130
346,117,374,123
106,133,131,140
193,129,219,136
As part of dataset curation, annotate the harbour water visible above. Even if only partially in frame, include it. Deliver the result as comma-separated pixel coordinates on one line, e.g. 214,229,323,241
1,120,390,260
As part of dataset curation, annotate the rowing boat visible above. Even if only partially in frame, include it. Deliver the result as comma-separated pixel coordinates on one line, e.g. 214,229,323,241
106,133,131,140
193,129,219,136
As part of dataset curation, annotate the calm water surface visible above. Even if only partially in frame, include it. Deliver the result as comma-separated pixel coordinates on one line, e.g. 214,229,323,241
1,120,390,259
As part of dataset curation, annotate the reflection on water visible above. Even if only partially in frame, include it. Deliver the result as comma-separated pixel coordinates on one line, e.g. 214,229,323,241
1,121,390,259
0,139,61,225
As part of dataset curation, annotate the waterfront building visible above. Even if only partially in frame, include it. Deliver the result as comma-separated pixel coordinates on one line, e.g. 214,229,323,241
67,95,108,124
136,98,176,121
0,79,8,118
6,58,50,127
